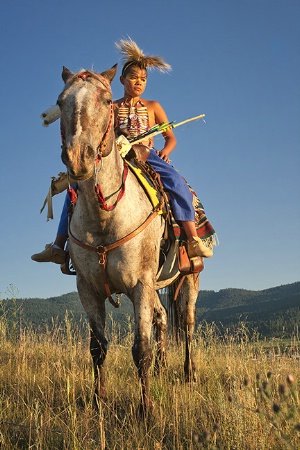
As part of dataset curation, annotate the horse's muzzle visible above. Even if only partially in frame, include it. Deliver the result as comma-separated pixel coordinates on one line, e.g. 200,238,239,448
61,144,95,180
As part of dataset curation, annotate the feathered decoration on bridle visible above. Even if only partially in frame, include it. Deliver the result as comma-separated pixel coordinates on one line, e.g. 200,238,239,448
115,37,172,75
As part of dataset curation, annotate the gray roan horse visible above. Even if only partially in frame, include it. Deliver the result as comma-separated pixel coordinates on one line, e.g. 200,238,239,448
58,64,199,415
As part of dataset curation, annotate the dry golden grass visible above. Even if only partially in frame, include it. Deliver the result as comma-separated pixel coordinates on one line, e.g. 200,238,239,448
0,314,299,449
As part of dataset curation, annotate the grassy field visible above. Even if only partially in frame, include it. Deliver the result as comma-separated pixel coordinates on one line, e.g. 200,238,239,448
0,313,299,450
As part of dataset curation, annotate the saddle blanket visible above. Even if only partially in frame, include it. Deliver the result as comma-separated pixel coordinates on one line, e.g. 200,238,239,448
126,160,217,247
126,160,162,212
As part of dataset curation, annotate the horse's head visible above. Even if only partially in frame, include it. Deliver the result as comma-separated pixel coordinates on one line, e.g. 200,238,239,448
58,64,117,180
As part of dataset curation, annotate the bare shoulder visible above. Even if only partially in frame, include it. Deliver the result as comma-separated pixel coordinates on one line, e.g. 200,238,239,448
141,99,163,111
113,98,123,108
143,99,169,124
142,101,167,125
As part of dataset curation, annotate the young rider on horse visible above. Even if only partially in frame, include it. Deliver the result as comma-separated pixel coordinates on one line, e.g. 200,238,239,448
31,38,214,264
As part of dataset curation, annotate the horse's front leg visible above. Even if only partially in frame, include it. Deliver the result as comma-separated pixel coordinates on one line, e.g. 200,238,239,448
153,292,168,374
131,281,155,416
90,315,108,404
77,278,108,405
181,274,200,382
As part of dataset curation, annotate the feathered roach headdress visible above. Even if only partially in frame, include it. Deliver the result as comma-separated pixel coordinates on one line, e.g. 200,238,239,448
115,37,172,76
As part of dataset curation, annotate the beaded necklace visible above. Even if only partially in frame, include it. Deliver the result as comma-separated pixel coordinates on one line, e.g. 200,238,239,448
117,100,150,138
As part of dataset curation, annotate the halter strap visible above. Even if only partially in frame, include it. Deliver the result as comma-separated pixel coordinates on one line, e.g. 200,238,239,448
77,71,114,158
96,101,114,158
60,77,114,163
78,71,112,92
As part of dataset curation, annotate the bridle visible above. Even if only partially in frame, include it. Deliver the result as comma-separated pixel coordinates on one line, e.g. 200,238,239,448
61,71,114,163
62,71,128,211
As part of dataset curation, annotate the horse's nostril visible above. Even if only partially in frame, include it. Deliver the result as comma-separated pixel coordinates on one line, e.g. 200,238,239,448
61,150,68,164
86,146,94,159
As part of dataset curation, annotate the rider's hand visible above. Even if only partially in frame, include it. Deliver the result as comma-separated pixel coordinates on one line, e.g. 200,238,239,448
115,127,130,138
156,150,171,164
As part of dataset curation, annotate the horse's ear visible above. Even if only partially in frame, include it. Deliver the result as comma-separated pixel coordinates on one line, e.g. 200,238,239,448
62,66,74,83
100,64,118,84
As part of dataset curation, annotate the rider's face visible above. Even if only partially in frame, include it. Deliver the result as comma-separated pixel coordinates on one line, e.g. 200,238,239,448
121,66,147,98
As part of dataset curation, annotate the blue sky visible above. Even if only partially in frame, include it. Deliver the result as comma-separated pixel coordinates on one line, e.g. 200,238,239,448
0,0,299,299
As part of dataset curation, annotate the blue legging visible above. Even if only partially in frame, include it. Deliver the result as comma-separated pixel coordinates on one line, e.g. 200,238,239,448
147,150,194,220
57,150,194,235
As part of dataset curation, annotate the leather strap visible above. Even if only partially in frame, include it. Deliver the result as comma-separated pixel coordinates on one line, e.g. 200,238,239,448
174,276,186,301
69,206,160,254
68,206,161,306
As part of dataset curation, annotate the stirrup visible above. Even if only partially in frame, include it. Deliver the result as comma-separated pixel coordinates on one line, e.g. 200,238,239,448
60,241,76,275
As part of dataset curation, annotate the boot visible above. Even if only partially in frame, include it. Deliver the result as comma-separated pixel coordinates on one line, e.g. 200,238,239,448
31,243,66,264
187,236,213,258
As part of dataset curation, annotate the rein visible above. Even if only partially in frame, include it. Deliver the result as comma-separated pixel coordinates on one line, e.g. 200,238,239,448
68,205,162,306
95,160,129,211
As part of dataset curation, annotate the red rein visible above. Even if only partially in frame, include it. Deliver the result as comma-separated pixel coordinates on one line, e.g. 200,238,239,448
95,163,129,211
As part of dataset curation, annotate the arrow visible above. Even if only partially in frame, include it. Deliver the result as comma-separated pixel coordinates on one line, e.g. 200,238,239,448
129,114,205,144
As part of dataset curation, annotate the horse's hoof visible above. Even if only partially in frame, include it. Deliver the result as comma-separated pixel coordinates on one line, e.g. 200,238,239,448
137,399,154,420
185,372,197,383
154,359,167,376
93,390,108,410
76,396,86,409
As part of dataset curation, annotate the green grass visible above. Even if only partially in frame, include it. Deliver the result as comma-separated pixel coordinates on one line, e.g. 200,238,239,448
0,313,299,449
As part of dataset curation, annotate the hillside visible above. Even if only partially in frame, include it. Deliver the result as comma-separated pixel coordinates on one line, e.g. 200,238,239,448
197,282,300,336
1,282,299,338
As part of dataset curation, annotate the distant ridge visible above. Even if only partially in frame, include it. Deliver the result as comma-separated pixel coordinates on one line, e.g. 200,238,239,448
197,281,300,336
1,282,299,338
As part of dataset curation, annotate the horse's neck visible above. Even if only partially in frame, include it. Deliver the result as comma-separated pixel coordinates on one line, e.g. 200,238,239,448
74,149,121,233
96,144,125,194
76,145,152,239
78,143,123,204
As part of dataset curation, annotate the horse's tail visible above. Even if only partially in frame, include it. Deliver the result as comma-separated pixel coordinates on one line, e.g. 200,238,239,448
161,277,186,343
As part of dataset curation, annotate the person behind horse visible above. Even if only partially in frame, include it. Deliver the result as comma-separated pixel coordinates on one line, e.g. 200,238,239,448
31,38,213,264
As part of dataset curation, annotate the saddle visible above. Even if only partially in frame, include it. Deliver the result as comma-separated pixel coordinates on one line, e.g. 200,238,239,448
124,157,204,277
60,156,204,279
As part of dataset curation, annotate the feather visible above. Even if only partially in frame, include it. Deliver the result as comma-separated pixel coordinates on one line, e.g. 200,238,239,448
41,105,61,126
115,37,171,73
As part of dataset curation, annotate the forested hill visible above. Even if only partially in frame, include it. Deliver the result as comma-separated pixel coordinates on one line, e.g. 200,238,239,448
198,281,300,311
1,282,299,338
197,282,300,336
